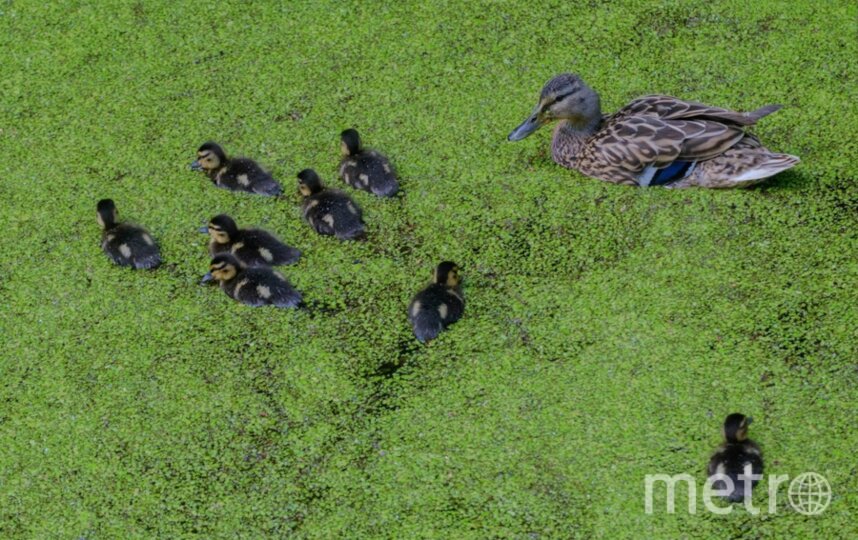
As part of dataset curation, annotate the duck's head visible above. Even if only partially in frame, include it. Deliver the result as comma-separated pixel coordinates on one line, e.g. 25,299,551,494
199,214,238,244
433,261,461,288
340,128,362,156
191,141,227,171
201,253,242,284
96,198,118,230
508,73,601,141
297,168,324,196
723,413,753,443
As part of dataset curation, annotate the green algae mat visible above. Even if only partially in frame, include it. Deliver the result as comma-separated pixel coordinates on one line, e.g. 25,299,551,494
1,1,856,537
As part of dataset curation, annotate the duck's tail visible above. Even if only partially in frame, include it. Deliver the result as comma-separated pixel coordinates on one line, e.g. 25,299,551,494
347,229,368,242
273,287,303,309
745,104,783,123
730,153,800,184
411,311,443,343
670,135,799,189
274,246,302,265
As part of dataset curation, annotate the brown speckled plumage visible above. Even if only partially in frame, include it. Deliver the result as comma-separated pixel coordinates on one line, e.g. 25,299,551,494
510,74,799,188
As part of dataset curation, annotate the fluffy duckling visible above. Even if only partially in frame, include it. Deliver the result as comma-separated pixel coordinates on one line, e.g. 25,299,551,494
408,261,464,343
707,413,764,502
338,129,399,197
200,214,300,267
297,169,366,240
201,253,302,308
96,199,161,269
190,141,283,196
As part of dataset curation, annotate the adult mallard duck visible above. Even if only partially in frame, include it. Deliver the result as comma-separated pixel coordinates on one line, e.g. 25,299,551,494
508,74,799,188
707,413,764,502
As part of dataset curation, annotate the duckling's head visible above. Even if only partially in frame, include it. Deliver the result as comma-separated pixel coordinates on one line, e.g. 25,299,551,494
200,214,238,244
723,413,753,443
340,128,362,156
433,261,461,288
297,168,324,196
96,198,118,230
201,253,242,284
191,141,227,171
508,73,601,141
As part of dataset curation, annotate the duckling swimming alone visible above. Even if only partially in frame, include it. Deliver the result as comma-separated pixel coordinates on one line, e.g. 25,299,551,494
201,253,302,308
707,413,764,502
200,214,300,267
96,199,161,269
297,169,366,240
508,73,799,188
190,141,283,196
408,261,464,343
338,128,399,197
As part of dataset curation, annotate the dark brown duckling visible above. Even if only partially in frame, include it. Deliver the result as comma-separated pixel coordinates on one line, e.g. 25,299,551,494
297,168,366,241
190,141,283,196
201,253,302,308
96,199,161,269
707,413,764,502
338,128,399,197
407,261,464,343
200,214,300,267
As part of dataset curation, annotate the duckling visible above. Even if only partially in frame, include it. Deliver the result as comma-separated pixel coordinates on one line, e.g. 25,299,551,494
707,413,764,502
338,128,399,197
190,141,283,196
508,73,799,188
96,199,161,269
201,253,302,308
297,169,366,240
408,261,464,343
199,214,300,267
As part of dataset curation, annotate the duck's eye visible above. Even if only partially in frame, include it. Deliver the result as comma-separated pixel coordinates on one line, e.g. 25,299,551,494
554,92,573,103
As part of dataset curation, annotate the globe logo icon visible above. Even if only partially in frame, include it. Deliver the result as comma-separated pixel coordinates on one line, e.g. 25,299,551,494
788,472,831,515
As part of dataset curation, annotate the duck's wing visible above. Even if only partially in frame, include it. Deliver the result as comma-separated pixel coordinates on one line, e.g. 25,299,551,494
622,95,782,126
579,113,746,185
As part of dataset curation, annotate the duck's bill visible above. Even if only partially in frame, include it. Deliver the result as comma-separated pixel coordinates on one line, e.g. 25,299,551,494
198,226,209,234
200,272,213,284
190,160,203,171
508,112,543,141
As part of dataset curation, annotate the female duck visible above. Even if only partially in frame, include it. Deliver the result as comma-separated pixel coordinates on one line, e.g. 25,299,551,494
200,214,300,267
707,413,764,502
338,128,399,197
298,169,366,240
96,199,161,269
201,253,302,308
508,73,799,188
190,141,283,196
408,261,464,343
